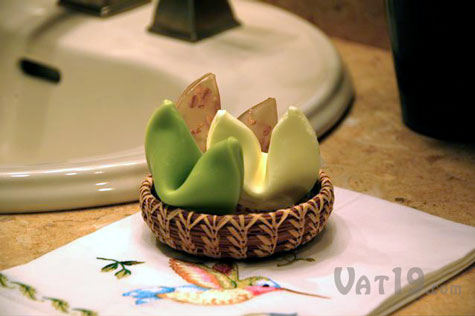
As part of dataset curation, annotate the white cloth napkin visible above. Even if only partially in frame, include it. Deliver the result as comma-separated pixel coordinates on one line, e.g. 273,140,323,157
1,188,474,316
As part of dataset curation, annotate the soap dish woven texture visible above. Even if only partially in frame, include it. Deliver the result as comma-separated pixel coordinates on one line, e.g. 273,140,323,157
140,170,334,259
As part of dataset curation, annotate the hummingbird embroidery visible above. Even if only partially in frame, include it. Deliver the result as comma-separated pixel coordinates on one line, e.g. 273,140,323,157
123,258,328,305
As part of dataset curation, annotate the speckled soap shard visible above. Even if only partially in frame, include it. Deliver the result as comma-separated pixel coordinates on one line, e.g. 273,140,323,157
145,100,243,214
207,106,320,210
175,73,221,152
238,97,278,152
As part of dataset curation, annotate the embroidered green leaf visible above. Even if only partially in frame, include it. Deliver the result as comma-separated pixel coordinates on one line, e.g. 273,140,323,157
44,297,69,313
115,268,131,279
97,257,144,279
73,308,98,316
121,261,144,266
0,273,9,288
11,282,37,300
101,263,118,272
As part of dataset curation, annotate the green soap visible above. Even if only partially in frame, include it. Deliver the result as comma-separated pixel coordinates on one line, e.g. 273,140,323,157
145,100,244,214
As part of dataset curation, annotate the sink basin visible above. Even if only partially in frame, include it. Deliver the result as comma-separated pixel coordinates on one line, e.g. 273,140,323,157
0,0,353,213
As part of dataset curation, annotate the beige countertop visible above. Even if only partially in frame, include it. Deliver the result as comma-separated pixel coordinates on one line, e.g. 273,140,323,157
1,38,474,315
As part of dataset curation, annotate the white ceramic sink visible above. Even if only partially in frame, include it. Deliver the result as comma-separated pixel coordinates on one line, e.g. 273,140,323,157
0,0,353,213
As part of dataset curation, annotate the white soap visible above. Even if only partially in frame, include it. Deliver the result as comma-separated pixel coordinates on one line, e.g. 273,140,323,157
207,107,320,210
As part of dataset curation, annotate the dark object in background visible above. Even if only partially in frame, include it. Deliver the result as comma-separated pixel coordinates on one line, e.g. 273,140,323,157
149,0,240,42
386,0,473,141
59,0,150,17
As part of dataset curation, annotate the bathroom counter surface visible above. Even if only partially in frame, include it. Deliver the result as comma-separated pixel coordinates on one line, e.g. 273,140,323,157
1,38,473,315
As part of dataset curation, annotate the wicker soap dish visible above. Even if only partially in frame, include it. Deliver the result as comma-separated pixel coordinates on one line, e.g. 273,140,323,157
140,170,334,259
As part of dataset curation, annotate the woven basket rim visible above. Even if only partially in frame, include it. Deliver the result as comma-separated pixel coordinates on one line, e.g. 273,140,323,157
140,170,333,219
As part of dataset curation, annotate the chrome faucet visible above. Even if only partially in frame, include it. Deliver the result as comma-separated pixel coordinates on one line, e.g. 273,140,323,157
59,0,240,42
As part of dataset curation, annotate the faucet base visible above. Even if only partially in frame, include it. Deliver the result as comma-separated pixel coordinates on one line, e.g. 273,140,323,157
149,0,240,42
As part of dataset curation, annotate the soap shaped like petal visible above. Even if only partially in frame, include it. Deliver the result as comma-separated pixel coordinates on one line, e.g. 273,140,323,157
207,107,320,210
175,73,221,152
146,100,201,190
207,110,263,196
145,100,243,214
238,97,278,152
263,107,321,209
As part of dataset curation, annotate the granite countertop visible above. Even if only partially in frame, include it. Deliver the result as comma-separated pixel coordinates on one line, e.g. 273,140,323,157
0,38,473,315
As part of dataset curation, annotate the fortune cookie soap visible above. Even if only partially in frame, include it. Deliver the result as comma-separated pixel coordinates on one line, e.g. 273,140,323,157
145,100,244,214
207,110,263,198
260,107,321,209
207,106,320,210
